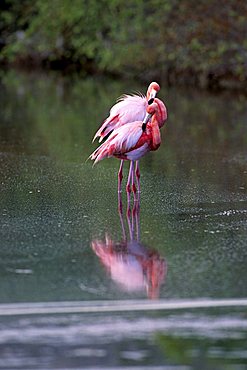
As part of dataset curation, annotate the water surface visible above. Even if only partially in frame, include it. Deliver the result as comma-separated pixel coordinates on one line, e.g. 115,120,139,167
0,71,246,369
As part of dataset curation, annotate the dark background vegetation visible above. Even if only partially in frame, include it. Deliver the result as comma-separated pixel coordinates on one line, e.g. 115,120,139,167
0,0,247,89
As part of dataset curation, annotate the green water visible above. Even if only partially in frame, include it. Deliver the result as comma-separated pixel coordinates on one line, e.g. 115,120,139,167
0,71,246,369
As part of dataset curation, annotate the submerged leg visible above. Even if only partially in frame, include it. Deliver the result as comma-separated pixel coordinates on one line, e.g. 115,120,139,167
118,192,126,241
118,160,124,193
126,161,134,213
131,161,138,202
126,204,134,241
118,190,123,214
135,161,141,193
134,198,140,241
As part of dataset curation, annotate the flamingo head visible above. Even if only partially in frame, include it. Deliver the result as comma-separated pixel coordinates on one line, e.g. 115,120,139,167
146,98,167,127
153,98,168,128
142,101,158,131
146,101,159,115
142,94,167,132
147,82,160,101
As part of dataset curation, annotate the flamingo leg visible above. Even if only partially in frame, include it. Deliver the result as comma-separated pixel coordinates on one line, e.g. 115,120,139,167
135,161,141,193
118,160,124,193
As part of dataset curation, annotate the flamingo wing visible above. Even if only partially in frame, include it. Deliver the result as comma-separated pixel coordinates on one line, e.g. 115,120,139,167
93,94,148,142
90,121,144,164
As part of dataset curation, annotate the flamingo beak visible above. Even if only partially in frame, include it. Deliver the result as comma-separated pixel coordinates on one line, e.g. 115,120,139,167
142,113,152,125
149,89,157,100
142,111,153,131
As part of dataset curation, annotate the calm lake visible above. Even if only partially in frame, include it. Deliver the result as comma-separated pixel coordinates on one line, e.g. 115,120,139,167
0,71,247,369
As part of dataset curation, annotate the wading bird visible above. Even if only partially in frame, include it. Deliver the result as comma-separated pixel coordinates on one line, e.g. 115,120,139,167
92,82,167,193
90,99,167,203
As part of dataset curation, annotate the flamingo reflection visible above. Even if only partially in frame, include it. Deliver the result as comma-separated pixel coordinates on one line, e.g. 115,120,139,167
91,199,167,299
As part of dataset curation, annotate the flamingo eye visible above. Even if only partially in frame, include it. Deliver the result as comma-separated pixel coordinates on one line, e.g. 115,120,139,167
148,98,154,105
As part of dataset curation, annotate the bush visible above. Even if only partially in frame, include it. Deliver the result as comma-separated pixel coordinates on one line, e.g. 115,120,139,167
0,0,246,88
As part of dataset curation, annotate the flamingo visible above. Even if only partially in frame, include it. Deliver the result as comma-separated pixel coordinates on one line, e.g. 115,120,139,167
92,82,167,193
90,100,167,203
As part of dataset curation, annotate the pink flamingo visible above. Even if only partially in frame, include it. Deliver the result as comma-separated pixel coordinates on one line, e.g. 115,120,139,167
90,99,167,202
92,82,167,193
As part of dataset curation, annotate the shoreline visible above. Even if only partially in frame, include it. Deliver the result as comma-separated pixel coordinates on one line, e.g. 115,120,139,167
0,59,246,93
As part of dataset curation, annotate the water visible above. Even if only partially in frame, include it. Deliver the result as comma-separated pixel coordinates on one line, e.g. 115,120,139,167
0,70,247,369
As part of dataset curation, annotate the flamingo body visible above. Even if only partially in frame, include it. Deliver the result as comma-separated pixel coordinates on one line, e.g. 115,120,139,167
91,122,158,164
90,101,164,164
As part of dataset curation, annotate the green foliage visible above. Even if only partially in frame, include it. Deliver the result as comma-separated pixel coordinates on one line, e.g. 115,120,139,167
0,0,246,88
